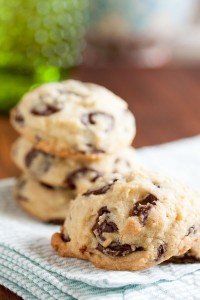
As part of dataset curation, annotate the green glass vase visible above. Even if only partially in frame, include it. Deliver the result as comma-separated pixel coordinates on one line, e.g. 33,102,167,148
0,0,88,113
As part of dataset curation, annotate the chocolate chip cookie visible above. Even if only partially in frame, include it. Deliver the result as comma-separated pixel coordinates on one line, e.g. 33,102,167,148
51,169,200,271
10,80,135,160
12,137,139,191
13,173,75,224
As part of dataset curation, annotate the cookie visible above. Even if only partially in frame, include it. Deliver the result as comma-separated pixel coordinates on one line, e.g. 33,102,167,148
10,80,135,160
13,174,75,224
167,237,200,264
51,169,200,271
12,137,139,191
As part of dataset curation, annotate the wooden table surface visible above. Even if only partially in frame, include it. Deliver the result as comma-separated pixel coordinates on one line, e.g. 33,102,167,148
1,66,200,299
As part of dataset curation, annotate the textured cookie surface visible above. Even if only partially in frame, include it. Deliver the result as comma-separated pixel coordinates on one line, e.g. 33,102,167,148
12,137,139,191
167,237,200,264
10,80,135,159
13,174,74,223
52,168,200,271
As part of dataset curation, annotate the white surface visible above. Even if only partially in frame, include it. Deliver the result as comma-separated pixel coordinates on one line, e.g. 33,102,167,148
1,135,200,299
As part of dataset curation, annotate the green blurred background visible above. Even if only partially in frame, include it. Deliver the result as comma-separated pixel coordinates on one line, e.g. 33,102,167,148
0,0,88,113
1,0,200,114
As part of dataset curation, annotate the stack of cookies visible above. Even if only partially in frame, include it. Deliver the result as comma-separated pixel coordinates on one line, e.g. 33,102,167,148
10,79,200,271
10,80,137,224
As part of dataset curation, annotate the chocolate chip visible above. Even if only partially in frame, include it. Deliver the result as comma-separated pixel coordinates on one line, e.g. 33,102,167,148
76,145,106,155
92,206,118,241
25,149,40,167
61,233,71,242
153,182,161,188
114,158,120,164
79,245,87,254
66,167,103,190
93,217,118,241
81,111,114,132
86,144,106,154
167,251,200,264
132,194,158,225
40,182,55,190
187,225,197,236
100,221,118,233
98,206,110,216
89,147,106,154
25,148,53,173
83,179,118,197
31,104,61,116
47,219,64,225
15,111,24,125
16,195,28,202
94,220,118,241
156,243,167,261
96,242,144,257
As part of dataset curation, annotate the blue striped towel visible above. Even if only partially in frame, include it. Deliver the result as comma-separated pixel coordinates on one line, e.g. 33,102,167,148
1,135,200,300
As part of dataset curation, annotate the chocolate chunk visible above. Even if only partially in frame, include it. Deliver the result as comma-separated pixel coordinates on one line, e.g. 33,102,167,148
76,144,106,155
132,194,158,225
86,144,106,154
61,233,71,242
66,167,103,190
156,243,167,261
25,148,53,173
31,104,61,116
16,195,28,202
98,206,110,216
93,219,118,241
114,158,120,164
153,182,161,188
96,242,144,257
187,225,197,236
167,251,200,264
100,221,118,233
15,111,24,125
83,179,118,197
89,147,106,154
92,206,118,241
79,245,87,254
81,111,114,132
40,182,55,190
47,219,64,225
25,149,41,167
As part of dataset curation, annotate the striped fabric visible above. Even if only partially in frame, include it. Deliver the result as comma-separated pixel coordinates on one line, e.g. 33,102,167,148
1,135,200,299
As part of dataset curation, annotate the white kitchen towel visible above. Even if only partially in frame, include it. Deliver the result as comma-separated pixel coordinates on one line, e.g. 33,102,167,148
1,135,200,300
